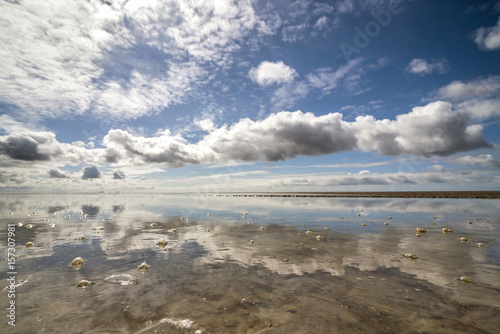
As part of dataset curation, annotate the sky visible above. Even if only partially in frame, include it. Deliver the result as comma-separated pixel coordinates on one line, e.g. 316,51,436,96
1,0,500,193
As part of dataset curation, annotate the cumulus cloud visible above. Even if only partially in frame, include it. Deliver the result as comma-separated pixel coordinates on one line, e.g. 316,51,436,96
351,101,489,156
406,58,449,76
474,17,500,50
249,61,297,86
49,169,70,179
0,103,492,169
436,75,500,120
0,132,61,161
112,169,126,179
81,164,103,180
437,75,500,101
452,154,500,168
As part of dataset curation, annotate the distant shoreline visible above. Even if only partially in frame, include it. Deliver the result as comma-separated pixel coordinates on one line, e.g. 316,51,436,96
1,191,499,199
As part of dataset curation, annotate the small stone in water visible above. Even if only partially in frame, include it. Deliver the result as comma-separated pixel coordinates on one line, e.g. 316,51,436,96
415,233,422,237
384,222,389,225
77,236,85,241
415,228,427,233
75,280,95,288
70,257,85,269
150,223,157,227
442,228,453,233
157,240,168,247
25,242,34,248
467,221,472,224
306,230,312,235
207,213,211,216
26,224,34,229
249,240,255,244
316,235,323,240
460,237,468,242
404,253,418,260
387,217,392,219
137,262,150,271
260,226,265,230
324,227,329,230
361,223,367,226
477,243,484,247
459,276,472,283
49,223,56,228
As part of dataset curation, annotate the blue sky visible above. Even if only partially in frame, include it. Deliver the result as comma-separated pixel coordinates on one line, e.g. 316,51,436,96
1,0,500,192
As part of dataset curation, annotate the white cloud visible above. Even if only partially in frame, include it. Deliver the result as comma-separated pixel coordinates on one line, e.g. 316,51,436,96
0,0,267,120
406,58,449,76
0,102,491,170
436,75,500,120
112,169,126,179
81,164,103,180
437,75,500,101
249,61,297,86
452,154,500,168
271,82,310,110
281,23,308,42
306,58,366,95
350,101,488,156
49,169,71,179
474,16,500,50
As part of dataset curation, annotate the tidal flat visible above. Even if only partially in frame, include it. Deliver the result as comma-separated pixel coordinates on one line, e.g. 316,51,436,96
0,193,499,333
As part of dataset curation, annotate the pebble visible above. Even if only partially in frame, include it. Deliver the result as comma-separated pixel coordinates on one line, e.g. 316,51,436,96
459,276,472,283
460,237,468,242
316,235,323,240
477,243,484,247
137,262,151,271
75,280,95,288
442,228,453,233
415,228,427,233
306,230,312,235
404,253,418,260
150,223,157,227
157,240,168,247
25,242,34,248
26,224,34,229
70,257,85,269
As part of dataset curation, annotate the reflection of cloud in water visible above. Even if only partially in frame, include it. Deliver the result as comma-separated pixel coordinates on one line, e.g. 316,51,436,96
1,194,499,307
81,204,100,216
112,205,124,214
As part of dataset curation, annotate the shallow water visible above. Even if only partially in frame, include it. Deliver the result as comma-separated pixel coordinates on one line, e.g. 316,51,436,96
0,193,499,333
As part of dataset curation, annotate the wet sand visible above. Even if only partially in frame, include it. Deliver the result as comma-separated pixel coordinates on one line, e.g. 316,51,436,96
1,194,499,333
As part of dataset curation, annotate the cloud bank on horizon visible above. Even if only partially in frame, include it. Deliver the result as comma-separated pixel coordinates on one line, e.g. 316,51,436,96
0,0,499,192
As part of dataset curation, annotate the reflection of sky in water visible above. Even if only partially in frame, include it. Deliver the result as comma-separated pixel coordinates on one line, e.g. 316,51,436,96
0,194,499,333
